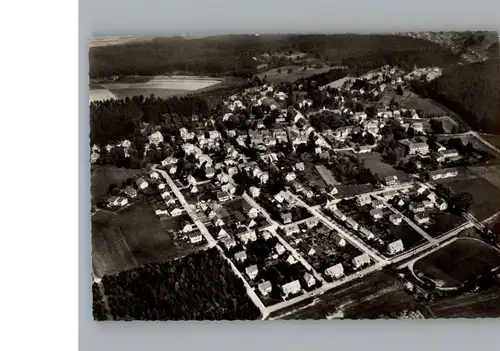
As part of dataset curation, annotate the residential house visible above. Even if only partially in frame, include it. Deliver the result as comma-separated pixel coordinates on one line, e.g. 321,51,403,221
285,172,297,182
281,280,301,298
258,281,272,297
136,178,149,190
334,235,346,247
332,210,347,221
245,265,259,280
423,200,434,209
259,172,270,184
160,190,171,199
190,185,198,194
157,183,166,191
324,199,337,212
153,202,169,216
187,175,197,187
324,263,344,279
161,157,178,168
302,188,314,199
356,145,372,154
221,183,237,195
305,217,319,229
409,202,425,213
299,242,316,256
385,175,399,186
149,171,160,180
284,224,300,236
356,194,372,206
399,139,429,155
292,182,304,192
242,202,258,219
370,208,384,220
372,200,385,209
382,190,398,200
387,239,404,255
352,253,371,269
238,230,257,244
428,168,459,181
217,172,230,184
234,251,247,263
182,222,193,233
389,213,403,225
205,168,215,178
189,232,203,244
108,196,128,207
295,162,305,171
169,165,177,174
274,190,291,204
417,185,428,195
217,191,230,202
359,226,375,240
435,198,448,211
148,131,163,145
217,228,229,239
286,254,298,265
213,217,225,227
414,213,430,225
345,217,359,231
275,243,286,256
427,192,438,202
262,230,272,241
249,186,261,198
281,212,292,224
411,122,424,133
123,186,137,199
221,236,237,250
303,272,316,288
170,207,183,216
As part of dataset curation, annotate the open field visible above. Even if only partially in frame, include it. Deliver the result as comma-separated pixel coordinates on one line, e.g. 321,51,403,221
275,270,428,319
256,65,331,84
382,90,447,115
437,133,499,156
92,200,202,277
439,176,500,221
413,238,500,289
468,165,500,189
322,76,355,89
434,115,458,133
91,166,142,204
355,152,411,181
88,36,156,48
426,287,500,318
89,75,224,102
425,211,468,238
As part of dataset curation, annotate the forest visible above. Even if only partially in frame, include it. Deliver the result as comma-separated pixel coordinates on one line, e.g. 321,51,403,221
89,34,458,79
412,59,500,134
97,248,260,320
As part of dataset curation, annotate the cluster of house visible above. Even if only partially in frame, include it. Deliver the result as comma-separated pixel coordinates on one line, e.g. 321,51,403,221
106,171,157,209
400,185,449,225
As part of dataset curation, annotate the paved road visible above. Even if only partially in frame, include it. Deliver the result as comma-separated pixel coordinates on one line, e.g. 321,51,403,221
154,166,217,247
287,191,388,264
372,194,436,244
242,193,326,284
153,167,269,318
265,261,386,316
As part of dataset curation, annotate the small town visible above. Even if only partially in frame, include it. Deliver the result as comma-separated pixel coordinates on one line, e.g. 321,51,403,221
90,32,500,321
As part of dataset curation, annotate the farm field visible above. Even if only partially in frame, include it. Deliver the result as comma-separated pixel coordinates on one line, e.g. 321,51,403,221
89,75,223,102
92,200,203,277
382,90,447,116
91,165,142,204
256,65,331,83
275,270,428,320
439,176,500,221
468,165,500,189
413,238,500,289
321,76,355,89
425,211,468,238
426,286,500,318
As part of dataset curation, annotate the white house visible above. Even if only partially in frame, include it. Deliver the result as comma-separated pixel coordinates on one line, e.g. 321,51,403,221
221,236,237,250
221,183,236,195
249,186,261,198
281,280,301,298
170,207,183,216
205,168,215,179
286,254,298,265
286,172,297,182
187,175,197,186
234,251,247,263
161,156,178,167
305,217,319,229
345,217,359,231
414,213,430,225
259,172,269,184
136,178,149,190
258,281,272,297
409,202,425,213
435,198,448,211
157,183,166,191
123,186,137,199
387,239,404,255
182,223,193,233
324,263,344,279
217,191,230,202
262,230,273,240
189,232,202,244
295,162,305,171
149,171,160,180
242,202,258,219
372,200,385,209
352,253,371,269
148,131,164,146
284,224,300,236
238,231,257,244
359,226,375,240
389,213,403,225
303,272,316,288
332,210,347,221
275,243,286,256
108,196,128,207
370,208,384,220
245,265,259,280
356,194,372,206
334,235,346,247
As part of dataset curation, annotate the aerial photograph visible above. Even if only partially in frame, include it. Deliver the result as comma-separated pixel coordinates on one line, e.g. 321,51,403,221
89,31,500,321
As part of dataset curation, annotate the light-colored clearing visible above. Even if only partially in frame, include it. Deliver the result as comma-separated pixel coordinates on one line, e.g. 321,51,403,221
89,89,118,103
322,76,355,89
100,76,222,91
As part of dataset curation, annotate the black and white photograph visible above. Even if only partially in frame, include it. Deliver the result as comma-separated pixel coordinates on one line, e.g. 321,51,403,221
89,31,500,321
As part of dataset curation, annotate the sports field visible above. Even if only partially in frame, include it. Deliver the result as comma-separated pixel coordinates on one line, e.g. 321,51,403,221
413,238,500,289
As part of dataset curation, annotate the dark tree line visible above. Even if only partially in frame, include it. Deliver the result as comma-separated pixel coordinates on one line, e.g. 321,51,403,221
99,248,260,320
412,59,500,134
90,34,459,79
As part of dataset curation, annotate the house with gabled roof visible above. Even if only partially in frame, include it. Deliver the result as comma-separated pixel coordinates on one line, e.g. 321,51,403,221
387,239,404,255
108,196,128,207
284,224,300,236
258,281,272,297
352,253,370,269
281,280,301,298
234,251,247,263
136,178,149,190
390,213,403,225
245,265,259,280
302,272,316,288
324,263,344,279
